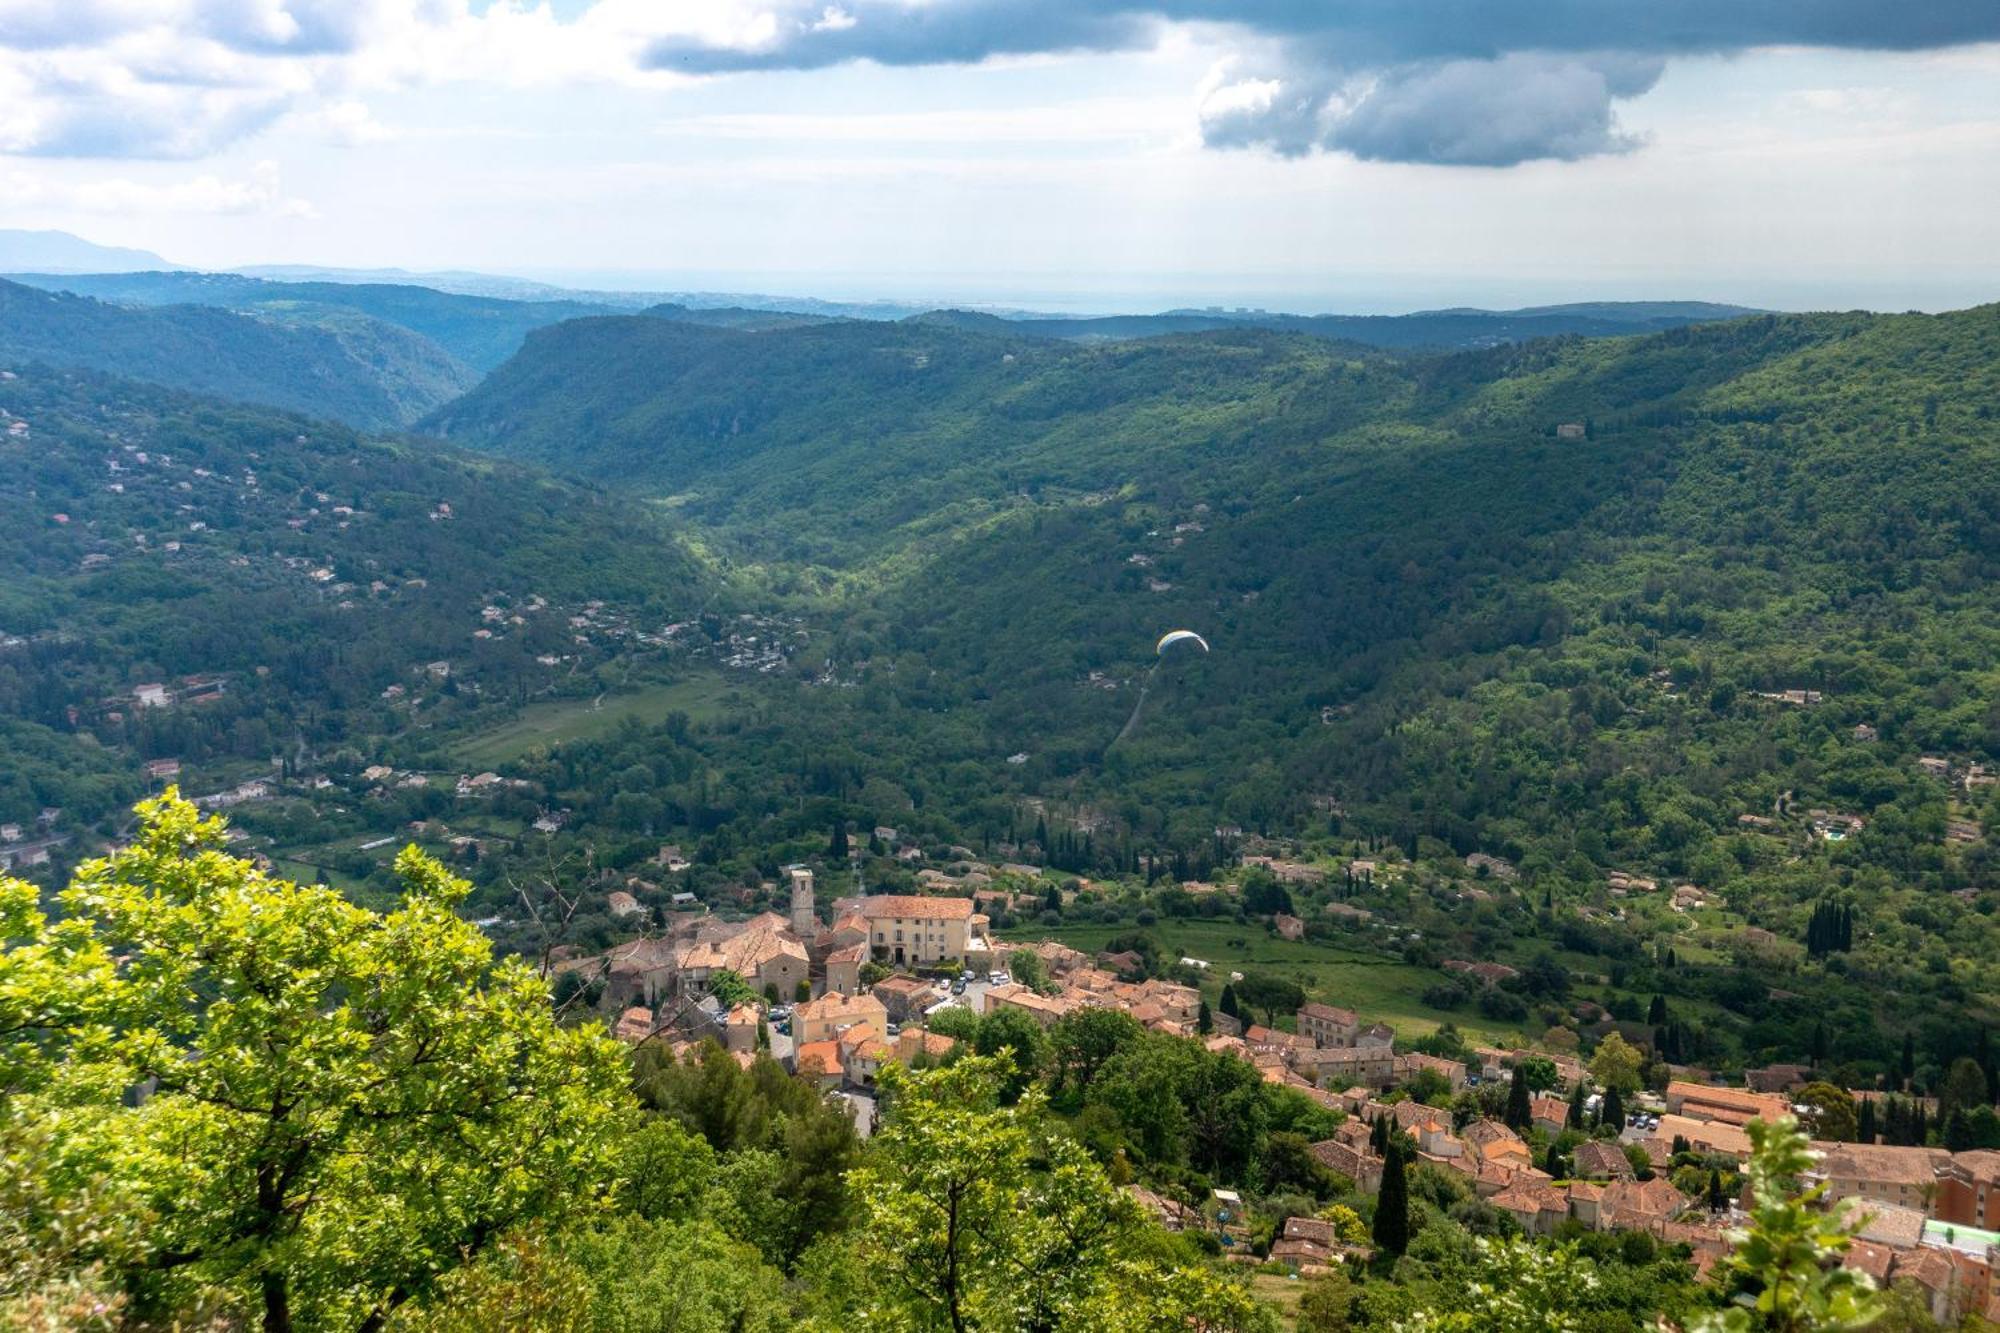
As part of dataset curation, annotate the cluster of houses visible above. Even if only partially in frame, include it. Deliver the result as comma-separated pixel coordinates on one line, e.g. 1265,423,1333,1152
1260,1044,2000,1323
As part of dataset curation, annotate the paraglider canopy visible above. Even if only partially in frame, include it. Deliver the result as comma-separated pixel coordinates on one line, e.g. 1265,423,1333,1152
1156,630,1210,656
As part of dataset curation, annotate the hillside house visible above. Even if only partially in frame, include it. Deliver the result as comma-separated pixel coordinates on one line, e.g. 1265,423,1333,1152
861,894,976,965
794,990,889,1046
1297,1002,1360,1047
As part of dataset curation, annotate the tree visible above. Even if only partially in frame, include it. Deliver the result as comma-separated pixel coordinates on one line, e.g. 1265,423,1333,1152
1708,1168,1729,1213
1504,1066,1533,1131
1600,1085,1626,1133
1692,1116,1884,1332
973,1005,1049,1103
1373,1141,1411,1256
1939,1057,1988,1125
848,1054,1246,1333
1794,1083,1857,1144
1007,947,1048,993
1515,1055,1559,1092
1218,984,1241,1021
13,795,627,1333
1566,1083,1589,1131
1393,1236,1602,1332
1233,972,1305,1026
1048,1008,1142,1097
1590,1032,1643,1096
1648,994,1668,1025
708,968,759,1010
1197,1000,1213,1035
828,820,849,859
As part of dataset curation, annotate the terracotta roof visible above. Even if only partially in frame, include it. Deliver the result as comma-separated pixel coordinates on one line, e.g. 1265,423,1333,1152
859,894,974,920
1282,1216,1337,1245
795,1040,841,1077
1817,1143,1949,1189
1600,1176,1688,1221
1461,1119,1522,1147
1572,1141,1635,1180
796,991,887,1025
1490,1180,1568,1217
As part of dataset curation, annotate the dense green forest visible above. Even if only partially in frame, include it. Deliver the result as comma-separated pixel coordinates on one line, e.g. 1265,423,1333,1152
0,279,474,429
0,366,712,834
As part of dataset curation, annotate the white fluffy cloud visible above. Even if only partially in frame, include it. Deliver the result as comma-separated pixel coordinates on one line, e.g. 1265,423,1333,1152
1,0,1997,166
5,159,315,215
0,0,735,159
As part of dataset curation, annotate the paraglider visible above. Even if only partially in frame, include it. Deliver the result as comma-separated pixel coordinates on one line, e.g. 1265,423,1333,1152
1113,629,1212,748
1155,630,1210,656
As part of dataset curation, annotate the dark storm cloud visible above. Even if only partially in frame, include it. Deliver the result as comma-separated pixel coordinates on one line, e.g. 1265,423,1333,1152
642,0,2000,165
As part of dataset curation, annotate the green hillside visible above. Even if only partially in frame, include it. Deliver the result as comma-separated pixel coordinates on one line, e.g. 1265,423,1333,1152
0,365,714,830
0,278,474,429
409,306,2000,1076
5,270,616,371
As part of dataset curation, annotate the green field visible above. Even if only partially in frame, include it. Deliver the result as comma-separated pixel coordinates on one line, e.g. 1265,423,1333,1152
999,917,1516,1044
448,673,746,766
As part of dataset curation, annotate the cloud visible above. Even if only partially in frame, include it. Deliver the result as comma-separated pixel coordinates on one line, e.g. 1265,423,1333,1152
2,0,1998,166
6,159,316,215
639,0,2000,165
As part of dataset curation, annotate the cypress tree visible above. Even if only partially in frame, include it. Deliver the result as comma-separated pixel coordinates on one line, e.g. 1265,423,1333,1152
1197,1000,1213,1035
1505,1065,1533,1131
1707,1168,1727,1212
1858,1097,1878,1145
828,820,848,859
1600,1085,1626,1132
1219,984,1240,1020
1647,994,1667,1025
1567,1083,1588,1130
1373,1142,1410,1256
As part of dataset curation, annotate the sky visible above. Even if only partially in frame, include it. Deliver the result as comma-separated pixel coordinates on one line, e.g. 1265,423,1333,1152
1,1,1998,313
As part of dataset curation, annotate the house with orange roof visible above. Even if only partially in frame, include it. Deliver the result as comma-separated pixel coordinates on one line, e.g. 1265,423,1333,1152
1491,1180,1570,1235
1664,1079,1790,1127
1530,1093,1570,1137
794,990,889,1045
1597,1176,1690,1232
859,894,975,965
794,1039,843,1089
1309,1139,1383,1194
871,973,939,1021
1571,1140,1635,1181
838,1023,894,1086
613,1005,655,1043
1653,1113,1753,1161
824,941,866,996
1814,1143,1949,1216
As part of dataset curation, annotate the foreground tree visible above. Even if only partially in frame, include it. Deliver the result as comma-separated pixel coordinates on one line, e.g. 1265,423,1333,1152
846,1054,1265,1331
6,795,628,1332
1692,1116,1883,1332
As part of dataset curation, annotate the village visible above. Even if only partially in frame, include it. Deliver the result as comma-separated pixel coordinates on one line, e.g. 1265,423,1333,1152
550,864,2000,1327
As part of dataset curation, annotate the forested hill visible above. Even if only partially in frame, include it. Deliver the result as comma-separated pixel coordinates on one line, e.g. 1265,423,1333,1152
0,278,473,429
917,299,1762,348
4,270,616,372
423,303,2000,847
0,366,712,827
